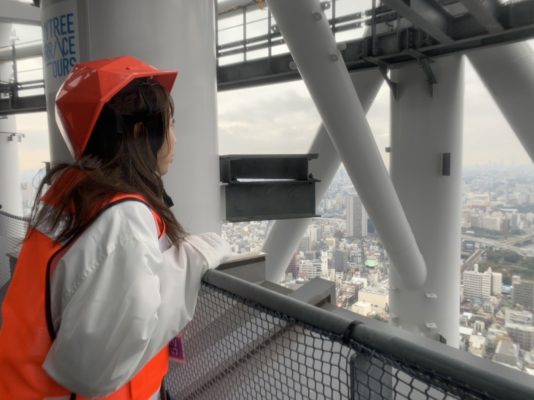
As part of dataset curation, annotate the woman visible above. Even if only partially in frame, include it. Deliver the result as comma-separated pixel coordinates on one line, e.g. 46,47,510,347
0,55,230,399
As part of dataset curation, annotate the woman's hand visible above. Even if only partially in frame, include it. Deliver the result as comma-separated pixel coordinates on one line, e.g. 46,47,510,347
183,232,233,269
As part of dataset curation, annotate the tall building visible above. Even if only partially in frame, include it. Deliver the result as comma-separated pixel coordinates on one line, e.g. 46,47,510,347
300,259,322,280
473,320,485,334
299,235,311,252
309,225,322,243
320,252,329,278
492,271,502,296
513,280,534,310
463,269,492,300
333,250,348,273
286,253,299,280
346,194,367,239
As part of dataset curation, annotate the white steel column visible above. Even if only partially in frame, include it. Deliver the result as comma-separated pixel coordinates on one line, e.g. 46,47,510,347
0,135,22,216
41,0,221,234
0,24,23,287
389,55,463,347
266,0,426,289
263,69,383,283
41,0,77,163
468,42,534,164
0,24,23,216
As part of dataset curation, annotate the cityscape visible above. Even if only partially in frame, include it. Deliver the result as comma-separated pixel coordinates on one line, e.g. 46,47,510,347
221,164,534,376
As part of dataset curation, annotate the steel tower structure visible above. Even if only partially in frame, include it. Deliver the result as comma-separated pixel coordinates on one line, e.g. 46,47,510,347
1,2,534,394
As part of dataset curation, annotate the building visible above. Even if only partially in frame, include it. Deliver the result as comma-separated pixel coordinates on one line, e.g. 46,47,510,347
486,324,510,353
286,253,299,279
358,286,388,316
513,280,534,310
505,309,533,325
473,320,485,334
351,301,372,317
320,251,329,278
466,193,490,209
325,237,336,250
333,250,348,273
524,351,534,376
492,340,522,371
507,325,534,351
346,194,367,239
365,260,379,286
504,309,534,351
468,335,486,358
309,225,323,243
481,215,502,232
338,282,358,307
299,259,322,280
492,271,503,296
463,267,492,300
299,235,311,252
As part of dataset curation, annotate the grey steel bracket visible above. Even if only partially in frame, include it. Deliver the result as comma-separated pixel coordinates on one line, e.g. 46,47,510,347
363,56,398,99
220,154,320,222
289,277,336,306
404,48,437,96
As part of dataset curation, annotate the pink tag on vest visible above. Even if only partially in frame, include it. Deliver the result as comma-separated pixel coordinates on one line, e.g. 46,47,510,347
169,335,186,364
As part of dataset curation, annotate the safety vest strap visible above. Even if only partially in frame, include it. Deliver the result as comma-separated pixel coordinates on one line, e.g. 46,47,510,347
107,194,166,238
45,194,168,399
0,183,170,400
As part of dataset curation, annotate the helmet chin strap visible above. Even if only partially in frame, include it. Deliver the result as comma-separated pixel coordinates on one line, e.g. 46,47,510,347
138,80,158,114
162,190,174,207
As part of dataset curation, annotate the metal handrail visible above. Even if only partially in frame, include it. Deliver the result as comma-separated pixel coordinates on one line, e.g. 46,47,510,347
201,269,534,400
0,210,30,222
217,6,370,61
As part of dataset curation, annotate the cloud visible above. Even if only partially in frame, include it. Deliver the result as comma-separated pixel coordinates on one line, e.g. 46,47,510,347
219,42,534,167
218,80,321,154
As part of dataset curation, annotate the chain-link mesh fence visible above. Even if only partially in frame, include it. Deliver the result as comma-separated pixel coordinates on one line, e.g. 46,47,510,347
0,210,28,287
166,282,498,400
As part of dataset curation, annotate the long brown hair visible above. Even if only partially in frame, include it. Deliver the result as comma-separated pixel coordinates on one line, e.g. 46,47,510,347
29,78,185,244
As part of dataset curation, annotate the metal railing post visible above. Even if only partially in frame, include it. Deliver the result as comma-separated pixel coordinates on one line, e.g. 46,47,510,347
10,43,18,105
267,9,272,58
243,7,247,61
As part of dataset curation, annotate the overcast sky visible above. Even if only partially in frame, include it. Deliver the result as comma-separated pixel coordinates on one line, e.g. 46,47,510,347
8,20,534,181
217,41,534,166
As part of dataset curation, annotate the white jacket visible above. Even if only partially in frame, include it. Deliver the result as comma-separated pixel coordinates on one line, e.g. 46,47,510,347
42,201,231,397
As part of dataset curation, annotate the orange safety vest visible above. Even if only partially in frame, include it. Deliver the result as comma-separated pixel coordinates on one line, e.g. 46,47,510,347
0,173,169,399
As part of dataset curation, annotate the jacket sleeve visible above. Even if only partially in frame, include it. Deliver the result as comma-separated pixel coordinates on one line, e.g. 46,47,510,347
42,202,231,397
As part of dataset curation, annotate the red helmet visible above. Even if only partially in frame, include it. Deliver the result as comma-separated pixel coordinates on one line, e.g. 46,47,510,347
55,55,178,160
